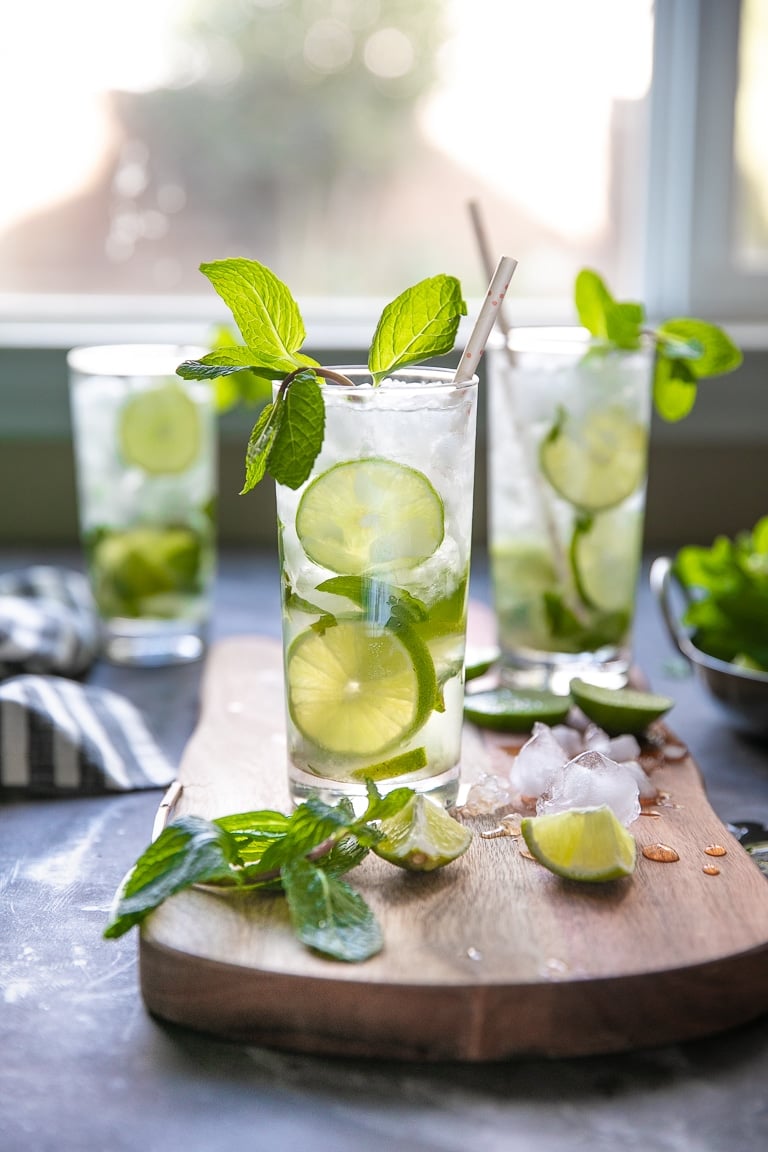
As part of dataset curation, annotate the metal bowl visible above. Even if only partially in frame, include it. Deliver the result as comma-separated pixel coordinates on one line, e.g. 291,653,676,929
650,556,768,739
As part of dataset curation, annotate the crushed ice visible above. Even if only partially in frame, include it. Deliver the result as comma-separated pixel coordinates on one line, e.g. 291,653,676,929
463,717,660,826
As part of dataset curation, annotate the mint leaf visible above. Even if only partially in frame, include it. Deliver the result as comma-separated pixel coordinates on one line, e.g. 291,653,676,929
317,575,428,625
103,816,240,939
215,809,291,864
240,395,286,494
200,258,318,377
266,370,326,489
657,318,743,378
574,268,614,337
653,354,698,422
282,858,383,962
604,301,643,349
240,370,325,493
368,274,466,385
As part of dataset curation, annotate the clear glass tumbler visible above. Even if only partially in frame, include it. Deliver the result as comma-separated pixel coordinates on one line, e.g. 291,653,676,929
487,328,654,693
68,344,217,666
275,366,478,810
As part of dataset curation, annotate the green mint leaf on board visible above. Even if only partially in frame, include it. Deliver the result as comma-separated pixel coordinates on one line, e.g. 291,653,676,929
214,809,292,865
368,274,466,385
103,816,241,939
264,370,326,489
282,858,383,962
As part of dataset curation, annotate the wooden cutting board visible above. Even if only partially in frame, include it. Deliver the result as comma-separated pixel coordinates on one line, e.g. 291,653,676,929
139,619,768,1061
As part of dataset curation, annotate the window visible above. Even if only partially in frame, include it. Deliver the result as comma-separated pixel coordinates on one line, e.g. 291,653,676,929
0,0,655,319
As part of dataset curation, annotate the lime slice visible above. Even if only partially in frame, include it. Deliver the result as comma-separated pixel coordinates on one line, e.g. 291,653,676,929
520,805,637,882
286,618,437,756
350,746,427,782
570,507,643,612
539,406,647,512
373,793,472,871
463,687,571,732
569,678,674,736
118,384,201,474
295,457,444,575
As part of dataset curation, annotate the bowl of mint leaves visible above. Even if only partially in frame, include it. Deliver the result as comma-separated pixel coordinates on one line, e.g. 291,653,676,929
651,519,768,738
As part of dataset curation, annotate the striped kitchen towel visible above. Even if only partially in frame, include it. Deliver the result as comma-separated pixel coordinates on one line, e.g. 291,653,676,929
0,566,100,679
0,675,175,795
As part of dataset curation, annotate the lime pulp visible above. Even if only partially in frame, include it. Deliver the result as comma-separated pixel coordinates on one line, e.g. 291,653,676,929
539,405,647,513
521,805,637,882
373,793,472,871
118,384,202,474
295,457,445,575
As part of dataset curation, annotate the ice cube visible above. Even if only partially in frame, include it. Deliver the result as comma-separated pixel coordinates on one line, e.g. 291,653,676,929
509,722,569,804
537,749,641,826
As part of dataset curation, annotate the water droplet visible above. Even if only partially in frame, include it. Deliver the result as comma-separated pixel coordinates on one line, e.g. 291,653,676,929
466,947,483,962
541,957,569,979
642,843,680,863
703,865,721,876
704,844,727,857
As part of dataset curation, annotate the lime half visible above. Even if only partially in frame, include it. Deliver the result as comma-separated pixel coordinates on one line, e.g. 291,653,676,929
521,805,637,882
539,406,647,512
286,618,437,756
464,687,571,732
373,793,472,871
569,678,674,736
296,457,444,575
118,384,201,474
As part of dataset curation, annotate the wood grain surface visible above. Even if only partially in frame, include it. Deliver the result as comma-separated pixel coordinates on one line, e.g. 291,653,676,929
139,624,768,1060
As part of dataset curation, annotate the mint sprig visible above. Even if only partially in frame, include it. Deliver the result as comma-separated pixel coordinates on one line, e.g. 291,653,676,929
574,269,742,421
368,274,467,385
178,259,466,492
104,783,468,963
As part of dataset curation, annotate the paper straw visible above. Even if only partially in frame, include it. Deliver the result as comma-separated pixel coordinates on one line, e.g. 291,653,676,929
453,254,518,384
468,199,514,340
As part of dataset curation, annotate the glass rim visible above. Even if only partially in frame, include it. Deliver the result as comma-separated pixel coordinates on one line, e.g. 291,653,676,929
67,343,208,377
317,365,478,389
502,326,651,356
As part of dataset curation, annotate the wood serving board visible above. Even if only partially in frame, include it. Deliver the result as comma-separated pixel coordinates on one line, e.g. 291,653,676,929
139,619,768,1061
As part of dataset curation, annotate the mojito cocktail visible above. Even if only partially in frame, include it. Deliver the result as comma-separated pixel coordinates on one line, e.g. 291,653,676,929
488,329,653,692
276,367,478,807
68,344,216,666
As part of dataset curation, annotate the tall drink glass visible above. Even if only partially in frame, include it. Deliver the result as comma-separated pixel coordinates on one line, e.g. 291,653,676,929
487,328,653,693
68,344,217,666
275,366,478,809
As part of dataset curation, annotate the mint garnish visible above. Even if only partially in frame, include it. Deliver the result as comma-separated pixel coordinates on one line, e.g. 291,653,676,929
575,268,742,421
104,782,469,963
368,274,467,385
178,259,466,492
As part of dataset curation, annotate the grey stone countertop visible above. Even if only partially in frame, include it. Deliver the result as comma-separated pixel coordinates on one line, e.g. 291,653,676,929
1,548,768,1152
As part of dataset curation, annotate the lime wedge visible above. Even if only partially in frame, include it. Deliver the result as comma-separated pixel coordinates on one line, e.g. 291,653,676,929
295,457,444,575
463,687,571,732
118,384,201,474
570,506,643,612
539,405,647,512
286,618,437,756
569,678,674,736
464,646,500,681
521,805,637,882
373,793,472,871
